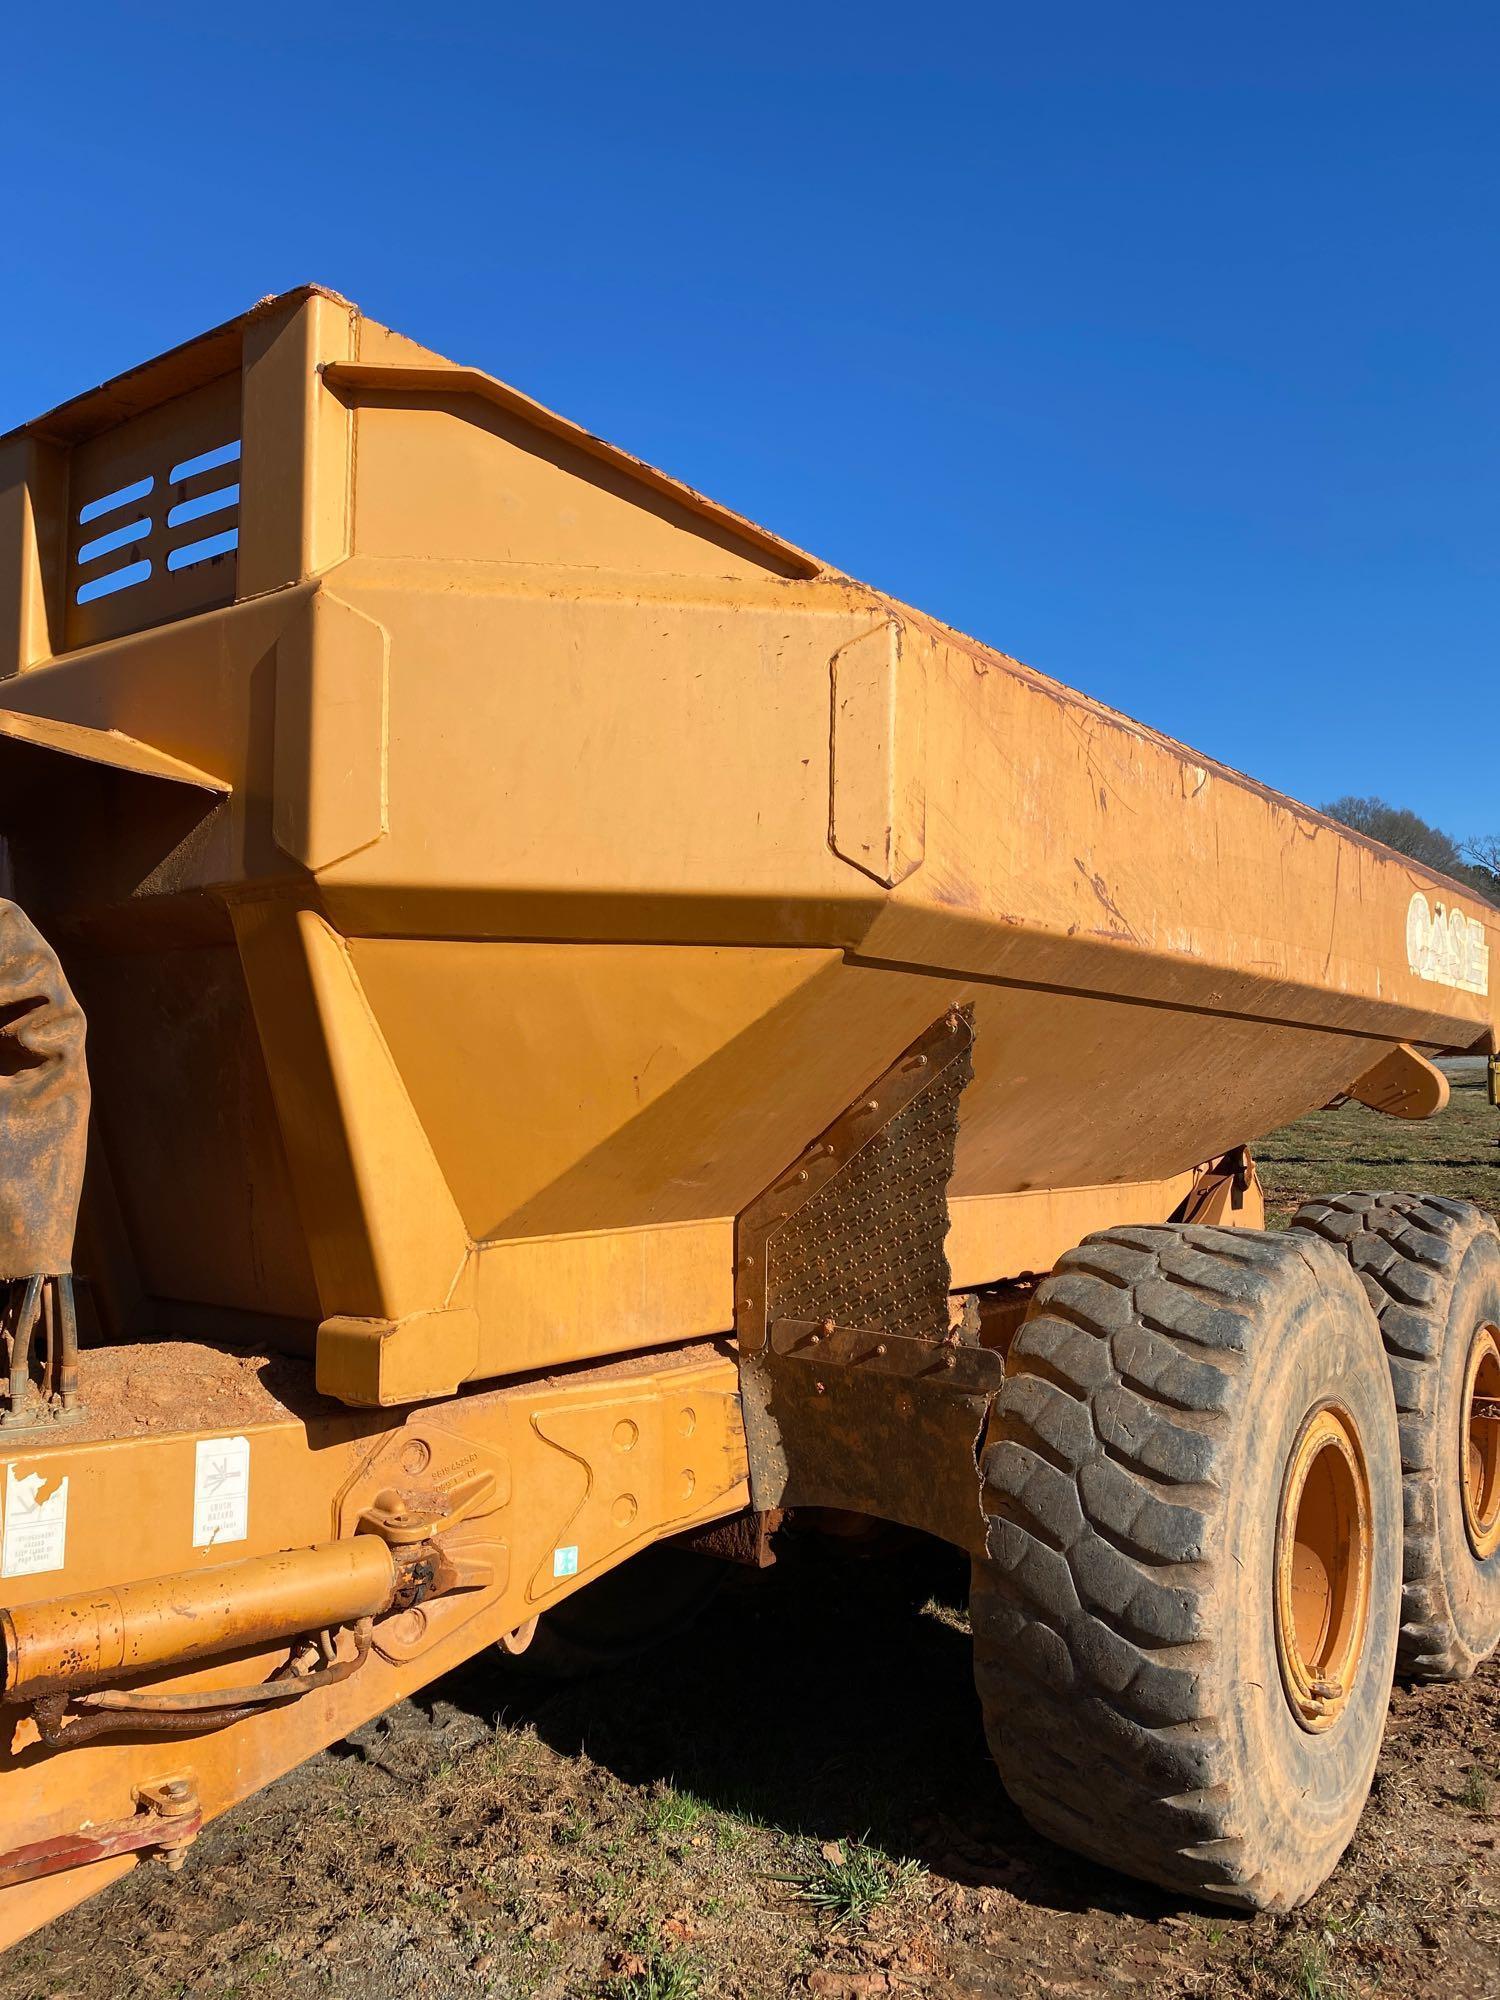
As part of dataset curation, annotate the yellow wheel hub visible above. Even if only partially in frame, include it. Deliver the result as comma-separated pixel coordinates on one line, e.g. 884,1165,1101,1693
1461,1324,1500,1562
1275,1405,1374,1732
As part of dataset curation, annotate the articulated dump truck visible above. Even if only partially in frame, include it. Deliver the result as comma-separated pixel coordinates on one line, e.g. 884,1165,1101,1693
0,285,1495,1941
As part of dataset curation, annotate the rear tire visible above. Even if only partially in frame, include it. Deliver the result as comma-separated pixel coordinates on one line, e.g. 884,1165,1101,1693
1290,1192,1500,1681
972,1224,1401,1911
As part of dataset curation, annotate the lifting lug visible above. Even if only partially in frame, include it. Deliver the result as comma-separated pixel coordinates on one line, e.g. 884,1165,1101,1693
0,1774,202,1890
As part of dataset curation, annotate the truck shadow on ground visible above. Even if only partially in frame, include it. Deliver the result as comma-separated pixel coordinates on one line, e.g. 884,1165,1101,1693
377,1535,1200,1930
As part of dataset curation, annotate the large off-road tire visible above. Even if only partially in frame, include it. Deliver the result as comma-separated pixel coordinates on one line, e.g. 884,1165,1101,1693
1290,1192,1500,1681
971,1224,1402,1911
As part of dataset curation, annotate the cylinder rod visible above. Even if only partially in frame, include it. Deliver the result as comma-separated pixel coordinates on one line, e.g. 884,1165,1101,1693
1,1537,399,1700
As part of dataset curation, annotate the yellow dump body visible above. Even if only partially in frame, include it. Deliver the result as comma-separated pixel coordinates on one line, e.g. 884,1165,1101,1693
1,286,1494,1408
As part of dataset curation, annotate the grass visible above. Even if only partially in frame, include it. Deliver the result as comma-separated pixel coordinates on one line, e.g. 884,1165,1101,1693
787,1838,925,1929
1279,1936,1353,2000
643,1786,707,1838
1256,1065,1499,1224
1456,1766,1491,1813
603,1944,703,1999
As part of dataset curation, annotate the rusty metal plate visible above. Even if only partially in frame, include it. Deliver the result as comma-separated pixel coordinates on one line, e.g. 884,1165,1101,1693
736,1007,996,1554
772,1319,1002,1398
735,1007,973,1355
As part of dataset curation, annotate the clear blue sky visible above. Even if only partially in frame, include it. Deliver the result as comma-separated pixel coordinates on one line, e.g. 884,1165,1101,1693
4,6,1495,835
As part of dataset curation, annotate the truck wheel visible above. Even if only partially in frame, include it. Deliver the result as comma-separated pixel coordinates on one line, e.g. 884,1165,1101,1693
971,1224,1401,1911
1290,1192,1500,1681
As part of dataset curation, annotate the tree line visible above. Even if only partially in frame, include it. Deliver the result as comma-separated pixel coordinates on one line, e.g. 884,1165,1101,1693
1321,797,1500,904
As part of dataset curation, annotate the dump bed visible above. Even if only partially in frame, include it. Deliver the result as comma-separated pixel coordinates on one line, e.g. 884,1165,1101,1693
0,287,1493,1404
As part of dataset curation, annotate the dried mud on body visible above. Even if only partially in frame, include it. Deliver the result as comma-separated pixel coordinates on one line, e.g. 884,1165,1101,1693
5,1079,1500,2000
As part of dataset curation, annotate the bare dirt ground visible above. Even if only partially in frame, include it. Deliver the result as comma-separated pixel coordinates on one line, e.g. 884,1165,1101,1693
5,1074,1498,2000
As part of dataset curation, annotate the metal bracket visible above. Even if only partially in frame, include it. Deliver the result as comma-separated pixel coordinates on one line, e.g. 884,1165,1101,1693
1173,1147,1259,1227
734,1007,998,1555
1345,1043,1449,1120
771,1319,1002,1398
0,1775,200,1888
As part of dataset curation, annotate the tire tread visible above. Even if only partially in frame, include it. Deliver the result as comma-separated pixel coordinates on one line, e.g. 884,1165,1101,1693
1290,1190,1500,1680
973,1224,1353,1907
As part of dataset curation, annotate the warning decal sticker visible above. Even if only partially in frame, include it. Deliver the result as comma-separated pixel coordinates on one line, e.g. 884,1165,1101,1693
1,1463,69,1578
193,1435,251,1549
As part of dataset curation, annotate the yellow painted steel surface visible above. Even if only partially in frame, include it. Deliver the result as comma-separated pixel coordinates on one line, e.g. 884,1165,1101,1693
0,1341,746,1947
0,286,1495,1403
0,1537,398,1697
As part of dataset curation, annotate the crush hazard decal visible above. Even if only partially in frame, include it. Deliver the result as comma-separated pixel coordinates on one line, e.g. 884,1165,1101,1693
193,1435,251,1548
1406,892,1489,997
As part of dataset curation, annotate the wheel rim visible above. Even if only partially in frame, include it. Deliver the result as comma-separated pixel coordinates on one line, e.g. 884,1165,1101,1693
1274,1404,1374,1733
1461,1324,1500,1561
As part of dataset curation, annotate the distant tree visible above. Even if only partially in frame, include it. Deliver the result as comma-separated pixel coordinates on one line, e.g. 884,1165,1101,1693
1319,796,1465,873
1461,834,1500,903
1319,797,1498,905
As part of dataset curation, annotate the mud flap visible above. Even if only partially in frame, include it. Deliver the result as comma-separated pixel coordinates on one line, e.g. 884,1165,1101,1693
733,1007,1001,1555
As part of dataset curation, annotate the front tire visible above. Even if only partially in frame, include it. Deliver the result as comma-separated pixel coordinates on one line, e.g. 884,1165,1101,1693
1290,1192,1500,1681
972,1224,1401,1911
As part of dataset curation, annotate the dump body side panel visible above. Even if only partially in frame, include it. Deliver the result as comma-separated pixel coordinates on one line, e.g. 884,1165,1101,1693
0,290,1492,1391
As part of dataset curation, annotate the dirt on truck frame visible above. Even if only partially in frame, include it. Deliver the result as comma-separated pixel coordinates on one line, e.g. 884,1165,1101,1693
0,286,1495,1951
